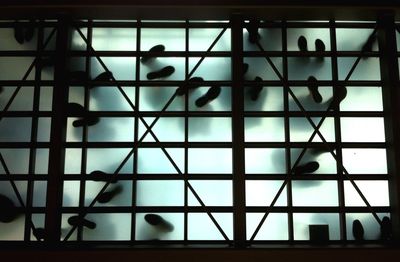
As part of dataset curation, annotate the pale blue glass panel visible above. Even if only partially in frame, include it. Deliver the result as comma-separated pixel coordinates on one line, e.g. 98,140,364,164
85,181,132,206
245,148,286,174
61,214,78,241
87,148,134,174
188,148,232,174
83,213,131,240
136,180,184,206
141,28,185,51
64,149,82,174
0,57,35,80
344,180,389,207
292,181,338,206
189,28,231,51
140,57,184,81
138,148,184,174
0,215,25,240
188,86,231,111
340,87,383,111
91,57,136,80
336,29,378,51
287,28,331,51
31,214,45,241
243,57,283,81
246,180,287,206
62,181,80,206
41,66,54,80
188,213,233,240
291,148,337,174
32,181,47,207
88,117,135,142
246,213,288,240
188,180,232,206
189,57,231,80
0,181,27,206
245,117,285,142
288,86,333,111
0,149,29,174
68,86,85,105
139,86,184,111
338,57,380,80
293,213,340,240
342,148,387,174
243,28,282,51
346,213,390,240
288,58,332,80
71,27,87,50
136,213,184,240
139,117,184,142
92,28,136,51
0,118,31,142
35,149,49,174
89,86,135,111
289,117,335,142
341,117,385,142
0,86,33,111
189,117,231,142
0,28,37,50
66,117,83,142
37,117,51,142
39,87,53,111
244,86,283,112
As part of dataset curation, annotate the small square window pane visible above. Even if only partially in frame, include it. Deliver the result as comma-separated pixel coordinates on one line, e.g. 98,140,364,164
245,148,286,174
245,117,285,142
136,180,184,206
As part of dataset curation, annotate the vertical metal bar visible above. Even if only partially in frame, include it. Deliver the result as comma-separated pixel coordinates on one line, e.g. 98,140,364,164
377,12,400,241
231,14,246,247
184,19,190,244
44,16,70,243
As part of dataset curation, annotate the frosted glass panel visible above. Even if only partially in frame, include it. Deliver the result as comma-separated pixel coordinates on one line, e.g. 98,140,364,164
189,57,231,80
139,117,184,142
62,181,80,206
336,29,377,51
136,213,184,240
245,148,286,174
37,118,51,142
92,28,136,51
246,213,288,240
292,181,338,206
89,86,135,111
39,86,53,111
291,148,337,174
0,57,35,80
140,57,184,81
338,57,380,80
0,28,37,50
293,213,340,240
288,58,332,80
340,87,383,111
342,149,387,174
289,86,333,111
188,180,232,206
91,57,136,80
188,148,232,174
189,28,231,51
188,86,231,111
64,149,81,174
344,181,389,206
0,181,27,206
243,57,283,81
141,28,185,51
188,213,233,240
71,28,87,50
139,86,184,111
0,149,29,174
290,117,335,142
246,180,287,206
244,86,283,111
85,181,132,206
346,213,389,240
0,215,25,240
0,118,31,142
32,181,47,207
87,148,134,174
138,148,184,174
136,180,184,206
189,117,231,142
244,28,282,51
0,86,33,111
287,28,331,51
341,118,385,142
35,149,49,174
83,213,131,240
245,117,285,142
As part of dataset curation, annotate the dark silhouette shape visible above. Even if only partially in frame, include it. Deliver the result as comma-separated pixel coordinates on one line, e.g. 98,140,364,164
315,39,325,62
147,66,175,80
352,219,364,242
195,85,221,107
89,170,118,183
13,20,35,44
361,33,377,59
144,214,174,232
141,44,165,63
24,20,35,42
298,35,308,52
39,56,56,68
0,194,18,223
249,76,264,101
330,85,347,109
307,76,322,103
93,71,113,82
176,77,204,96
380,216,392,241
309,224,329,244
294,161,319,175
97,185,123,203
67,102,100,127
247,19,261,44
33,227,46,240
68,71,88,82
243,63,249,75
68,215,96,229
